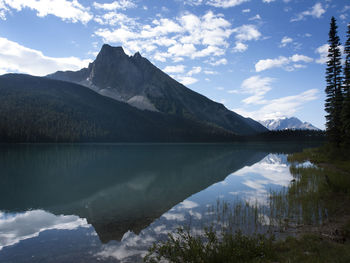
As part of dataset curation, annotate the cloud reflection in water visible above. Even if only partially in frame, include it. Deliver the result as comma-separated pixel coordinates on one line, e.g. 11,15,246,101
0,210,90,250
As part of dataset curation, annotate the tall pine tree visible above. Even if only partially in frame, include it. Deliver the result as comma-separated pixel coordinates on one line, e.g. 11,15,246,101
342,22,350,146
325,17,343,146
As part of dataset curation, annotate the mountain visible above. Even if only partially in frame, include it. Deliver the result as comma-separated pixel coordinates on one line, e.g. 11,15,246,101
259,117,320,131
0,74,235,142
48,44,267,135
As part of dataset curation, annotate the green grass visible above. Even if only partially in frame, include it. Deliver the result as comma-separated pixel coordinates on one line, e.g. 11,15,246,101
274,234,350,263
144,228,276,263
144,228,350,263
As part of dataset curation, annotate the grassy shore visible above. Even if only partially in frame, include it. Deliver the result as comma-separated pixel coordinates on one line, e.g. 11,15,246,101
144,145,350,262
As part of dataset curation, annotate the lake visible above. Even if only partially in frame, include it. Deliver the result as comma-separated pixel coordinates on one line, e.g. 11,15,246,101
0,142,320,262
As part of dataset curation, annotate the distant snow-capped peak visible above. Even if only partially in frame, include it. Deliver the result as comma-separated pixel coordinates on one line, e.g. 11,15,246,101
258,117,320,131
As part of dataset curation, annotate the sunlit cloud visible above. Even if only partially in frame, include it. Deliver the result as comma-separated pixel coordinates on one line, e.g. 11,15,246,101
279,36,293,47
93,0,136,10
255,54,313,72
207,0,249,8
0,37,91,76
0,0,93,23
164,65,186,74
240,75,274,105
291,2,326,22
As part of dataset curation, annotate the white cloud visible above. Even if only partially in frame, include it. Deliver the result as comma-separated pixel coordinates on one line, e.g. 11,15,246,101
262,0,275,3
178,76,198,85
183,0,204,6
168,65,201,85
142,18,183,39
233,42,248,52
0,37,91,76
94,12,137,26
232,24,261,42
187,66,202,76
0,1,9,20
280,36,293,47
208,58,227,66
240,75,274,104
167,43,197,57
315,44,329,64
204,70,218,74
164,65,186,74
340,14,347,20
93,0,136,10
290,54,313,63
233,89,319,120
291,2,326,22
206,0,249,8
255,54,313,72
248,14,261,21
0,0,92,24
255,56,289,72
242,8,250,13
179,11,232,47
95,27,138,44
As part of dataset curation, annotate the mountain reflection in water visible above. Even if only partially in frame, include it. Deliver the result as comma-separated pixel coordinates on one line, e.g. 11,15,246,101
0,143,319,262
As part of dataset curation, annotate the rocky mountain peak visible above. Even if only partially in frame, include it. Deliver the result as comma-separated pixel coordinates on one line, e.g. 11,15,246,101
99,44,126,57
93,45,127,68
133,51,142,58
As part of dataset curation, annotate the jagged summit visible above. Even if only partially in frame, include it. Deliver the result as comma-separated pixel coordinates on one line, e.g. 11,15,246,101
133,51,142,58
93,45,127,68
99,44,126,55
48,44,267,135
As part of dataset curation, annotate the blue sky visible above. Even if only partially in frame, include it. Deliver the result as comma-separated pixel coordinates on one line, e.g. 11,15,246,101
0,0,349,128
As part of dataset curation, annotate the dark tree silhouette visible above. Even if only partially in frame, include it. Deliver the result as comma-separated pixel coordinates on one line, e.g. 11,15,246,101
342,23,350,146
325,17,343,146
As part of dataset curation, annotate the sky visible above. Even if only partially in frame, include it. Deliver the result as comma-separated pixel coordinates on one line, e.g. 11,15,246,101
0,0,350,129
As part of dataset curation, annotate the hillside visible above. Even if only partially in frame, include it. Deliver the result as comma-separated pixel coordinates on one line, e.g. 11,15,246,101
0,74,236,142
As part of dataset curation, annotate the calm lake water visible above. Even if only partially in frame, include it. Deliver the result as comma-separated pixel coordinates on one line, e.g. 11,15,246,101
0,143,319,262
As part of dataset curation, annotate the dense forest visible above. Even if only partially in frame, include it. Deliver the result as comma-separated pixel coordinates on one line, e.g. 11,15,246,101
0,74,236,142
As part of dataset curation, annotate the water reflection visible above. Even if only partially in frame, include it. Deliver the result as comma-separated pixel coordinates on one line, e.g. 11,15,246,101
0,143,318,262
96,154,293,262
0,210,89,250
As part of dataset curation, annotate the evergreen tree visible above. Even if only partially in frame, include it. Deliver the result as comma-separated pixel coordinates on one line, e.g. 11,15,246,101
342,23,350,146
325,17,343,146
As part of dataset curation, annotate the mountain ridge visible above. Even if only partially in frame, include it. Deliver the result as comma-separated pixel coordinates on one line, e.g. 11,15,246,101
48,44,267,135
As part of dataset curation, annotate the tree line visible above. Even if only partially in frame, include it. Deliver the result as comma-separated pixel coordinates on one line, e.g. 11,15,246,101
325,17,350,147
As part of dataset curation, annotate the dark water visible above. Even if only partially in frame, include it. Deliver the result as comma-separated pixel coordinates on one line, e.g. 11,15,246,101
0,143,319,262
